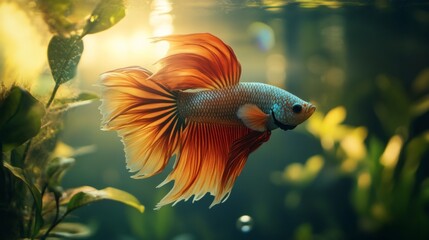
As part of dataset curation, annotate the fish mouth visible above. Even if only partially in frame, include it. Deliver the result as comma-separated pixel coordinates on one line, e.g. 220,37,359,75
271,110,296,131
307,104,316,114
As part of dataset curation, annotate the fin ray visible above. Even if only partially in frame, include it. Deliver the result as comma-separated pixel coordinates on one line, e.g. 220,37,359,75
151,33,241,90
220,130,271,204
155,122,270,209
99,67,184,178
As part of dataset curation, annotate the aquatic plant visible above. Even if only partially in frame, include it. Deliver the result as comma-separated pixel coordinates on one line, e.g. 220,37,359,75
273,70,429,239
0,1,144,239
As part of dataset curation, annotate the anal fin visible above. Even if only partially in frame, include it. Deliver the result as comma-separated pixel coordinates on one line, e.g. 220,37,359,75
219,130,271,205
155,122,271,209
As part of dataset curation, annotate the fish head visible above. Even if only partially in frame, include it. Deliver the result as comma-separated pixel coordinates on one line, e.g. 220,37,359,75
269,95,316,131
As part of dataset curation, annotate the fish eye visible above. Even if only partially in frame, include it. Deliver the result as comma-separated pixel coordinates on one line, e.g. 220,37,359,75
292,104,302,114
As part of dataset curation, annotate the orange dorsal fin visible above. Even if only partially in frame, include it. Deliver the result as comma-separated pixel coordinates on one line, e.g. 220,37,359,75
99,66,184,178
150,33,241,90
155,123,270,209
237,104,269,132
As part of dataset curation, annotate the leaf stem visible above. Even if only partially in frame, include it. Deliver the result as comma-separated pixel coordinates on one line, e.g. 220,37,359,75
0,144,6,202
40,208,68,240
39,184,63,240
21,139,32,167
26,59,61,238
21,78,58,166
27,200,35,239
46,83,60,109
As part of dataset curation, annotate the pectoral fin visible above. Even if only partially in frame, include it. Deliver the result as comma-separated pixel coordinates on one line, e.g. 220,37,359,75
237,104,269,132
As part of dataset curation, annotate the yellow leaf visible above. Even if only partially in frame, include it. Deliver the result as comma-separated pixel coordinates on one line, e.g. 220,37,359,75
305,155,324,175
380,135,403,169
340,127,368,160
323,106,346,127
283,163,304,182
306,111,324,136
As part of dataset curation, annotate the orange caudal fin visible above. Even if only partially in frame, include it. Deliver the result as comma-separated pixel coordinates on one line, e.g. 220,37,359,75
150,33,241,90
98,66,184,178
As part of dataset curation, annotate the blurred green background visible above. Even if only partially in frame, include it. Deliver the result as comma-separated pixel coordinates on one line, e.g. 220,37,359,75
1,0,429,239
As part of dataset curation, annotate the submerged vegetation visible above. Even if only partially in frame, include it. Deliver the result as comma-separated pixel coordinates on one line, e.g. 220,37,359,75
0,1,144,239
273,71,429,239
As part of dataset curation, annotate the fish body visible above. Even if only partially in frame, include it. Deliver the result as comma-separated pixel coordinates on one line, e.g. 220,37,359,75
99,33,315,209
178,82,313,130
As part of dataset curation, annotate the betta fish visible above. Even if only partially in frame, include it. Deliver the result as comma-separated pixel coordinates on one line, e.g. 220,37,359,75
98,33,315,209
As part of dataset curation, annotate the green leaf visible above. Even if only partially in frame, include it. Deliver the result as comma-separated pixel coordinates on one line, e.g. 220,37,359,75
0,87,45,152
48,222,92,238
10,146,25,168
66,187,145,214
52,141,96,159
368,137,384,178
46,157,75,191
3,161,44,236
42,187,96,215
294,223,313,240
48,35,84,85
83,0,126,35
393,134,429,216
0,88,20,128
66,91,99,102
54,91,99,110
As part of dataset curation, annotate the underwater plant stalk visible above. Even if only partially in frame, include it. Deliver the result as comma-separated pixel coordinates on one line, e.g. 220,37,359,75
27,188,40,240
21,81,61,238
40,206,68,240
39,184,61,240
46,83,60,109
1,146,23,239
21,139,32,167
22,66,61,167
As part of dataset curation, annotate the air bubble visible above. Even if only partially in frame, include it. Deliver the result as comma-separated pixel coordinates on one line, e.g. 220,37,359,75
236,215,254,233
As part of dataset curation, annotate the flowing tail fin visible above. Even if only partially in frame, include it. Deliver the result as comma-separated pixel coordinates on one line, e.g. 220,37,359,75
99,66,184,178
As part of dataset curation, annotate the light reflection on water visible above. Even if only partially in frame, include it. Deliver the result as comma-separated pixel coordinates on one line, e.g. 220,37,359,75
78,0,351,94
